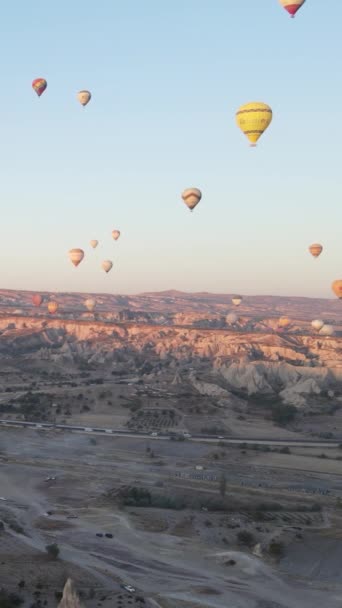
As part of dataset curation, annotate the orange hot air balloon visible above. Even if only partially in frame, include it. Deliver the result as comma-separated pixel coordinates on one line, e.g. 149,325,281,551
32,78,47,97
332,280,342,299
48,301,58,314
278,316,291,328
68,248,85,267
309,243,323,258
32,294,43,307
279,0,306,18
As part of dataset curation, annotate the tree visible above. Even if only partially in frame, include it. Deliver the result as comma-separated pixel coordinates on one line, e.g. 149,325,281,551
219,473,227,498
45,543,59,560
237,530,255,547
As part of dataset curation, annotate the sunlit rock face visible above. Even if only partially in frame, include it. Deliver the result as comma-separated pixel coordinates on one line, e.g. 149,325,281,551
58,579,85,608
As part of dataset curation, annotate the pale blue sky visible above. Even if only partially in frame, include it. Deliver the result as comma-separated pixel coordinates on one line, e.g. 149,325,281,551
0,0,341,297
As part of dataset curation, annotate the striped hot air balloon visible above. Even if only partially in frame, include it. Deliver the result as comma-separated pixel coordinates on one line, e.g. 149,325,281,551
332,280,342,299
32,78,47,97
279,0,306,18
309,243,323,258
68,248,85,267
90,240,99,249
181,188,202,211
236,102,273,147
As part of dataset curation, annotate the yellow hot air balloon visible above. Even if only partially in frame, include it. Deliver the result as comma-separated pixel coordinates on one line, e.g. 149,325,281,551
77,90,91,106
85,298,96,312
48,301,58,314
102,260,113,273
68,248,85,267
181,188,202,211
309,243,323,258
279,0,306,18
90,240,99,249
332,280,342,299
232,295,242,307
278,316,291,328
236,102,273,146
112,230,121,241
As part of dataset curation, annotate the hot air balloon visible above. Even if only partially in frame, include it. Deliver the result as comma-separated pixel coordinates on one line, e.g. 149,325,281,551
48,301,58,314
278,316,291,328
279,0,306,18
77,90,91,106
236,102,273,146
32,78,47,97
319,324,334,336
32,294,44,307
68,248,85,267
226,313,238,325
332,280,342,299
309,243,323,258
112,230,121,241
232,295,242,307
102,260,113,273
90,240,99,249
85,298,96,312
181,188,202,211
311,319,324,331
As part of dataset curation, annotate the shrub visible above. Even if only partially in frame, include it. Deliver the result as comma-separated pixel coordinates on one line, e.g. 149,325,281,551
268,541,285,558
0,591,23,608
45,543,59,559
237,530,255,547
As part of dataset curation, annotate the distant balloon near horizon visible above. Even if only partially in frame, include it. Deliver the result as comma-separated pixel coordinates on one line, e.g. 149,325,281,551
232,295,242,307
319,324,334,336
32,294,44,307
47,301,58,314
84,298,96,312
279,0,306,18
68,248,85,267
181,188,202,211
77,90,91,106
112,230,121,241
311,319,324,331
236,102,272,147
90,240,99,249
308,243,323,258
278,316,291,328
102,260,113,273
32,78,47,97
332,280,342,299
226,312,238,325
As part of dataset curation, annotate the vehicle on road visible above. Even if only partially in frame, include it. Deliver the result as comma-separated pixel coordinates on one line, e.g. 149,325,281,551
183,433,191,438
151,432,158,436
122,585,136,593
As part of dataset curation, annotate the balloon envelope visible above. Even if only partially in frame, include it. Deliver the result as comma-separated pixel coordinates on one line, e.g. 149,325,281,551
226,313,238,325
278,317,291,328
112,230,121,241
232,295,242,307
32,78,47,97
32,294,43,307
85,298,96,312
77,90,91,106
68,248,85,267
319,324,334,336
332,280,342,299
181,188,202,211
236,102,272,146
47,301,58,314
309,243,323,258
311,319,324,331
90,240,99,249
102,260,113,273
279,0,306,17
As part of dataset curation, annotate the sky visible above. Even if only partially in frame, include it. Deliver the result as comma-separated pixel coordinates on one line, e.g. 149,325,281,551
0,0,341,298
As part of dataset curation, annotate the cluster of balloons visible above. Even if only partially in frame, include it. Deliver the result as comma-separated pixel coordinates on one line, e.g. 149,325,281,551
32,78,91,106
68,230,121,275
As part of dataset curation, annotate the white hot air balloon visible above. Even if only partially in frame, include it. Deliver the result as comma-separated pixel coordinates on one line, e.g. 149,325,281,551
85,298,96,312
90,240,98,249
77,90,91,106
226,313,238,325
112,230,121,241
319,324,334,336
311,319,324,331
68,248,85,267
232,295,242,307
102,260,113,273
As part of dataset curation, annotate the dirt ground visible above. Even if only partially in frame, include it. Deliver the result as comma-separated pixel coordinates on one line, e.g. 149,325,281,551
1,427,342,608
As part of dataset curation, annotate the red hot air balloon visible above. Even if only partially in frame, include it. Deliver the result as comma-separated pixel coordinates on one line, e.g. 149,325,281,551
32,294,43,307
279,0,306,18
32,78,47,97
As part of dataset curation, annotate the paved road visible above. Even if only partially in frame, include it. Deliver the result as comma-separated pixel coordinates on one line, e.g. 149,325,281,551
0,418,341,447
